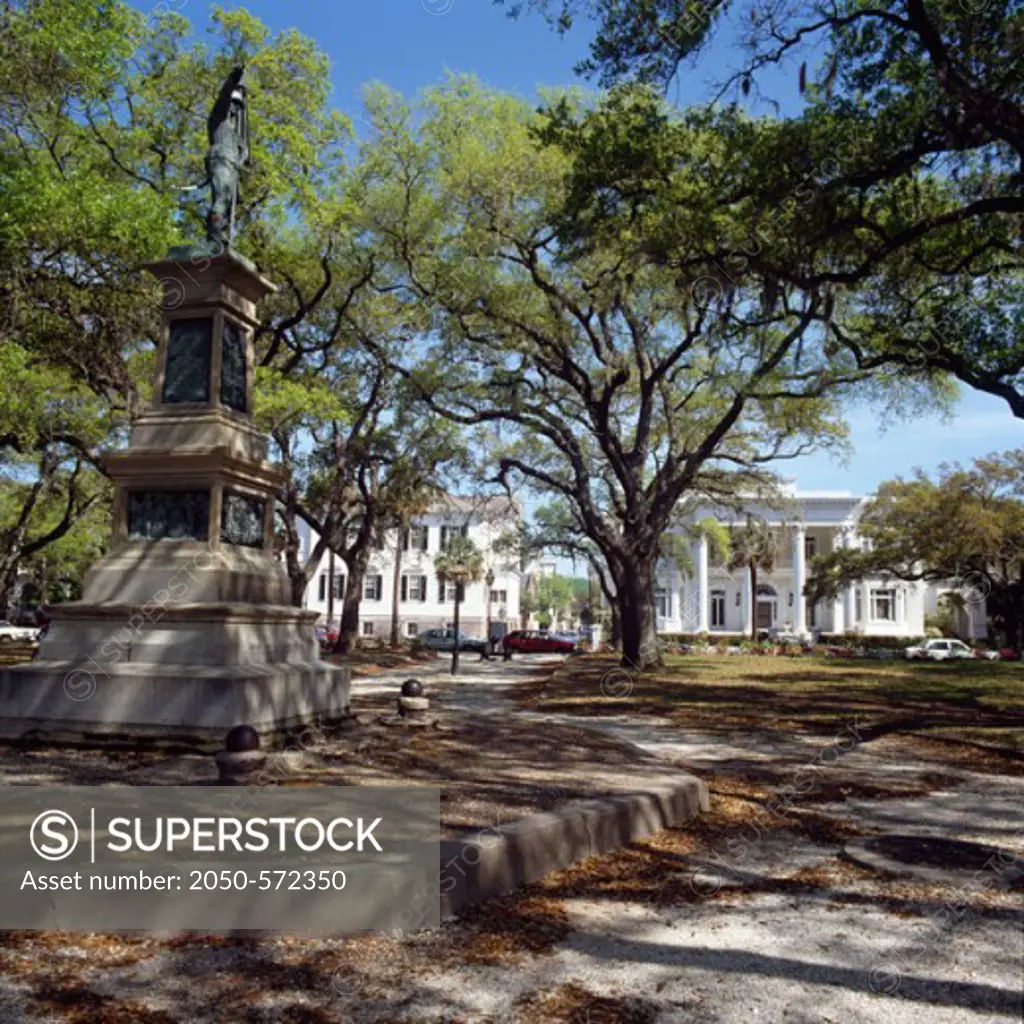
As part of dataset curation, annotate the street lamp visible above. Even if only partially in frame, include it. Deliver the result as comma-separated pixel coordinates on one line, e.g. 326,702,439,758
484,568,495,642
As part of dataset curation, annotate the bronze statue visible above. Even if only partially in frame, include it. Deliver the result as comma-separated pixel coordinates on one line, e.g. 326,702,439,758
203,66,249,247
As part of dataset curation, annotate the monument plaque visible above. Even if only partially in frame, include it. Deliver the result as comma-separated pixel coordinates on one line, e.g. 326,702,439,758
128,490,211,542
220,318,247,412
163,318,212,404
221,492,265,548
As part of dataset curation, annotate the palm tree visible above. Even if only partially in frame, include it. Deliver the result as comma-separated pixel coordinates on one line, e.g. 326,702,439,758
387,488,438,647
727,516,779,639
434,534,485,674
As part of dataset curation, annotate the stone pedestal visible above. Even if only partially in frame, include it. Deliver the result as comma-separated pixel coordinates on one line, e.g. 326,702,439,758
0,246,350,744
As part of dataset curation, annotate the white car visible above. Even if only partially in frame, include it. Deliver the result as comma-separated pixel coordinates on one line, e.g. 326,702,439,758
904,638,975,661
0,619,40,644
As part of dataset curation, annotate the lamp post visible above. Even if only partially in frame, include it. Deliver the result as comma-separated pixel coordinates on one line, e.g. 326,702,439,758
484,568,495,650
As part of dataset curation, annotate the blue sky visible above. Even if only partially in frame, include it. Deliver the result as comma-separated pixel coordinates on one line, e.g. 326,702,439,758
168,0,1020,494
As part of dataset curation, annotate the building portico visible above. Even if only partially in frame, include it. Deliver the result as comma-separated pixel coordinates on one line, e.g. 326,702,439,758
657,489,939,639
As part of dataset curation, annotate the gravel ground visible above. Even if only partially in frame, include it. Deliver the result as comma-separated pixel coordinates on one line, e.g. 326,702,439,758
0,656,1020,1023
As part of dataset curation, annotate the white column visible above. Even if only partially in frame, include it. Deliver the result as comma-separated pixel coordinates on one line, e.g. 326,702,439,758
832,528,845,634
838,529,853,631
792,524,807,635
832,591,845,634
741,566,753,635
695,534,710,633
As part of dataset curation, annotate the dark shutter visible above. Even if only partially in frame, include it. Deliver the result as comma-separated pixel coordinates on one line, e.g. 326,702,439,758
421,527,429,552
401,576,408,602
318,575,326,602
420,575,428,602
402,529,410,552
438,580,446,603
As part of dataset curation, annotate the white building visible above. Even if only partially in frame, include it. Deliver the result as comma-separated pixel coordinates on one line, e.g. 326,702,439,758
656,488,988,639
296,496,522,641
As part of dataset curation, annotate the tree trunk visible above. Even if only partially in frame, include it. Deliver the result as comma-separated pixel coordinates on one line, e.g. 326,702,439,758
0,560,19,617
749,562,758,639
276,500,325,608
1009,564,1024,650
610,603,622,649
451,587,461,675
616,559,661,670
335,551,370,656
327,550,336,626
389,529,404,647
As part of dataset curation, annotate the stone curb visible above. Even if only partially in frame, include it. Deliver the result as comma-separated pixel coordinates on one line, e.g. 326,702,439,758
439,772,709,918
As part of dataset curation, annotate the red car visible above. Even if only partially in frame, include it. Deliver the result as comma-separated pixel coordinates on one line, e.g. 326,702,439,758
502,630,576,654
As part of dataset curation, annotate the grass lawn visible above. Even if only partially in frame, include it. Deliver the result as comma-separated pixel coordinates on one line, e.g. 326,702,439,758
513,653,1024,756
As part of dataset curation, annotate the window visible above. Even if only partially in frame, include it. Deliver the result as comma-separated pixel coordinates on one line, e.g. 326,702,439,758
654,587,671,618
710,590,726,628
404,526,429,552
401,574,427,602
405,622,419,637
855,589,862,622
438,580,460,603
804,535,817,559
808,603,817,627
870,588,897,622
361,621,374,636
490,589,507,604
318,574,344,601
373,530,386,551
363,575,383,601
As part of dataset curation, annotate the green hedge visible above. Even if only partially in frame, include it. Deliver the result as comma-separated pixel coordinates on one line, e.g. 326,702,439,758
657,632,924,650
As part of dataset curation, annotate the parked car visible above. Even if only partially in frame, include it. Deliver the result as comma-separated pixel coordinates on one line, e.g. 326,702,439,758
973,648,1002,661
904,638,976,661
503,630,577,654
419,628,489,654
0,619,40,644
314,623,339,649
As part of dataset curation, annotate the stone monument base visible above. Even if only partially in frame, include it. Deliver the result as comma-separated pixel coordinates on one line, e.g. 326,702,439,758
0,601,350,747
0,660,349,748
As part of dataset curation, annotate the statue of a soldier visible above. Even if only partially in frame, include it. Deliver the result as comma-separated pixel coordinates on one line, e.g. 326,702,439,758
204,65,249,248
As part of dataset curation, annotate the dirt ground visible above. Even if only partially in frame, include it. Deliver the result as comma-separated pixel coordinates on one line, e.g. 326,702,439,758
0,655,1020,1023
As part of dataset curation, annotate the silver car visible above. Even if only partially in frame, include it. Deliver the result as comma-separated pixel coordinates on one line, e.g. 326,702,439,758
419,628,488,654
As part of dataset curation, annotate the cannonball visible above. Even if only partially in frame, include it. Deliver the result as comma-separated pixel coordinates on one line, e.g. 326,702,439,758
400,678,424,698
225,724,261,752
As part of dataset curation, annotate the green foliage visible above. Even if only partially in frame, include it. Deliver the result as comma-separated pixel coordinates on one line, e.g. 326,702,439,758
434,534,486,587
1,0,351,419
504,0,1024,415
535,573,576,626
